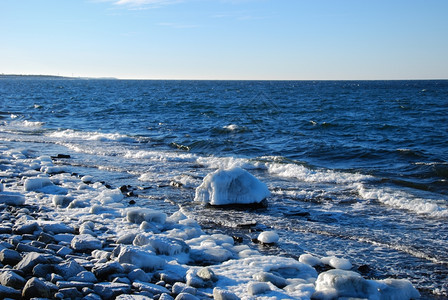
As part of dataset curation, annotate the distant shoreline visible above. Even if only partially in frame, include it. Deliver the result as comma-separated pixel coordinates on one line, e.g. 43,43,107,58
1,74,446,81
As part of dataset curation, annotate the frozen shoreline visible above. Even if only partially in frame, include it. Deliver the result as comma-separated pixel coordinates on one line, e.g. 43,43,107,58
0,146,421,299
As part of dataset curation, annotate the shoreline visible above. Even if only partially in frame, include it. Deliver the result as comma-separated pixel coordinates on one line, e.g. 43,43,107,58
0,144,424,299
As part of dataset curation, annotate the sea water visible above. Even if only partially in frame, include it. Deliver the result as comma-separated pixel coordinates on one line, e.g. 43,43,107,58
1,77,447,297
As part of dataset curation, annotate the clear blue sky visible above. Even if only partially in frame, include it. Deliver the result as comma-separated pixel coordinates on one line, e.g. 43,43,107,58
1,0,447,80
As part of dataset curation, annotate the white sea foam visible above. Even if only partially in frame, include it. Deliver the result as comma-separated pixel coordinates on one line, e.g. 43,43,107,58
267,162,371,184
48,129,133,142
124,150,196,162
357,183,448,218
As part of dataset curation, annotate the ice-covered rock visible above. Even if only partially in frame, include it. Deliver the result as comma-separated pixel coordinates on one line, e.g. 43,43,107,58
299,253,322,267
313,269,377,299
257,231,279,244
97,188,124,204
0,191,26,205
71,234,103,251
116,245,165,272
126,208,167,225
194,167,270,205
247,281,271,295
24,177,53,191
321,255,352,270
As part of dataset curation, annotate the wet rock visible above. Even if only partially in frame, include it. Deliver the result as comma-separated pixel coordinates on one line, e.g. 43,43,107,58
13,221,40,235
14,252,60,274
54,259,86,279
159,293,175,300
58,287,83,299
133,281,171,295
56,280,95,290
56,245,73,257
0,248,22,266
22,277,52,299
32,263,55,278
92,261,124,280
0,284,21,299
83,293,103,300
93,282,131,300
0,270,26,289
16,242,45,253
68,270,98,283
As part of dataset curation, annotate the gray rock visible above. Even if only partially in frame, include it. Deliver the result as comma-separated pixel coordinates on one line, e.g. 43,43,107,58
38,232,55,243
92,261,124,279
93,282,131,300
32,263,55,278
16,242,45,253
112,276,131,284
56,280,95,289
133,281,170,295
156,271,185,284
0,248,22,266
22,277,52,299
71,234,102,251
172,282,197,296
213,287,240,300
13,221,40,235
50,272,64,283
83,293,103,300
159,293,175,300
0,270,26,289
0,226,12,234
58,287,83,299
175,292,200,300
0,284,21,299
128,268,150,282
54,259,86,279
14,252,60,274
56,245,73,257
117,245,165,272
42,222,75,234
68,270,97,283
116,295,153,300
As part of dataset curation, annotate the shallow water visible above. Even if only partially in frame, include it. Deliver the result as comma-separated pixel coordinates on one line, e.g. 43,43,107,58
1,77,447,297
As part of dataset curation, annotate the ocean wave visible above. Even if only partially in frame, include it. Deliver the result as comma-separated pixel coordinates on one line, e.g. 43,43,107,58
357,184,448,218
47,129,134,142
124,149,197,162
267,161,372,184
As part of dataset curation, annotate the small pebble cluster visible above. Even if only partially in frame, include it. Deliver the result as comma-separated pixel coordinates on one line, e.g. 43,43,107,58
0,203,233,300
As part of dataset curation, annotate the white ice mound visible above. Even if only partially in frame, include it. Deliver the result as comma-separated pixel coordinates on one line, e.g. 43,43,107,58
194,167,270,205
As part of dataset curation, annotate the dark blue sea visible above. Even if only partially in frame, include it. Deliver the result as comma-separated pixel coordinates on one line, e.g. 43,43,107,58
1,77,447,297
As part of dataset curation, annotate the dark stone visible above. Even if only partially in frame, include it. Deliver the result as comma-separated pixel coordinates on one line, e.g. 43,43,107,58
30,240,46,249
38,232,56,243
58,287,83,299
14,252,60,274
51,154,71,159
32,263,55,278
93,282,131,300
0,284,21,299
0,270,26,289
129,199,136,205
92,261,124,280
22,277,52,299
54,260,86,280
232,235,243,243
358,264,372,274
13,221,40,235
0,226,12,234
0,248,22,266
56,280,95,289
16,242,45,253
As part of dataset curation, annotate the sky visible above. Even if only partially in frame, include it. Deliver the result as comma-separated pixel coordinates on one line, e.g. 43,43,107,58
1,0,447,80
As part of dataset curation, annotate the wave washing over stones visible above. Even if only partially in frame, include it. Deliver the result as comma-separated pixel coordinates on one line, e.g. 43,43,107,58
0,148,420,299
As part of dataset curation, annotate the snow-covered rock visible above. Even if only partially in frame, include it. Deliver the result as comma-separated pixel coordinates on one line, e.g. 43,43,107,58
194,167,270,205
257,231,279,244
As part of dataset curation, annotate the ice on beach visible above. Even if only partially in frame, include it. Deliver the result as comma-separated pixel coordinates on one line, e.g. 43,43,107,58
194,167,270,205
23,177,53,191
313,269,420,300
321,256,352,270
0,191,26,206
126,208,167,225
257,231,279,244
117,245,166,272
299,254,322,267
97,188,124,204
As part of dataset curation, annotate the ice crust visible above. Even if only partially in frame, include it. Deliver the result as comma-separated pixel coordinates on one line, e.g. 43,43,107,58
0,149,422,299
194,167,270,205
